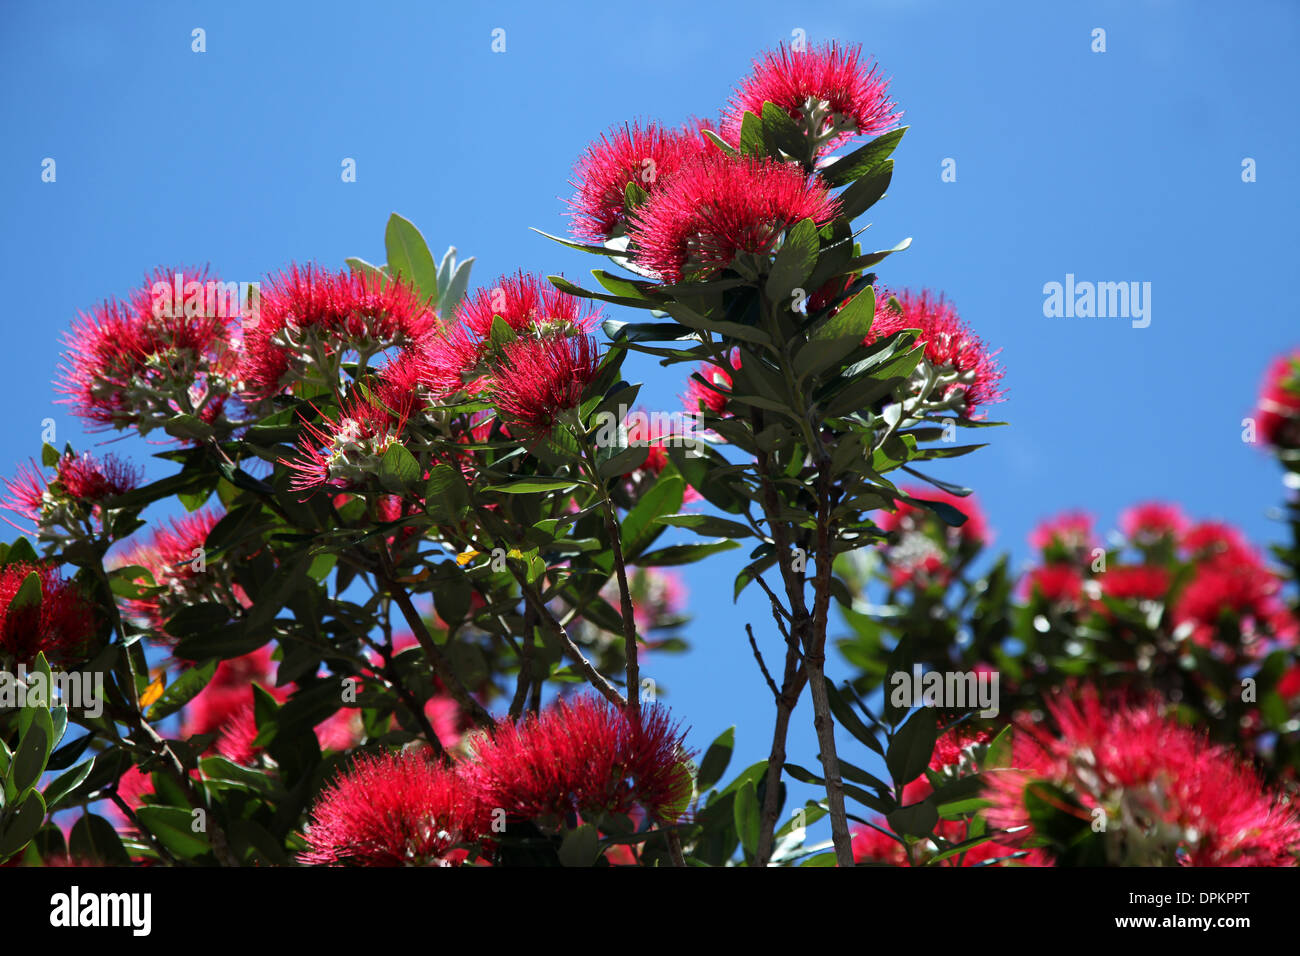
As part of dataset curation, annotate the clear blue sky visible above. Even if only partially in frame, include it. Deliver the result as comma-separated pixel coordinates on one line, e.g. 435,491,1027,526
3,0,1298,842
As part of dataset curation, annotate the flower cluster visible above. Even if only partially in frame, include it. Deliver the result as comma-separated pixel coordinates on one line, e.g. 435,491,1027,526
984,689,1300,866
0,562,97,666
300,696,692,866
1020,507,1295,661
567,120,716,242
875,487,989,589
866,290,1005,418
723,41,900,154
55,267,240,438
627,153,840,283
850,726,1045,867
238,264,437,400
114,509,241,637
2,452,141,552
1254,349,1300,451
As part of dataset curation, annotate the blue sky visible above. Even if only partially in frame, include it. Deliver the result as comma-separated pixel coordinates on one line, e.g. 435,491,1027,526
3,0,1298,845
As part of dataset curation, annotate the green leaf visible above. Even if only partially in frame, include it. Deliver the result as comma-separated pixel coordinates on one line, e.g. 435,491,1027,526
0,790,45,861
760,101,807,161
42,757,95,812
655,513,753,539
886,708,938,786
425,464,471,523
637,539,740,566
824,682,881,754
734,779,760,858
439,250,475,316
738,110,765,157
135,805,212,860
557,823,600,867
529,228,620,257
11,721,49,796
821,127,907,187
384,213,439,306
766,218,820,302
797,286,876,380
620,473,684,560
40,443,60,468
697,726,735,792
378,444,421,495
162,413,216,443
886,800,939,839
701,128,737,155
69,812,131,866
483,478,581,494
147,660,219,721
837,159,894,220
345,256,385,282
7,570,42,616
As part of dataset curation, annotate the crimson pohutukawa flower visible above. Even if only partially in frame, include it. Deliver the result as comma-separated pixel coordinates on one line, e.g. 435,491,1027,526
301,750,486,867
866,290,1005,417
466,695,694,829
418,273,600,399
284,390,412,492
1254,349,1300,450
876,487,989,589
488,333,602,437
1119,501,1188,546
984,690,1300,866
239,264,437,400
2,452,141,552
567,121,714,242
723,42,901,154
0,562,97,666
56,266,239,437
115,509,246,637
627,153,840,283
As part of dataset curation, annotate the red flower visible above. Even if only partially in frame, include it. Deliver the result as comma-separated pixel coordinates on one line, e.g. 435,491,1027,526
723,42,900,153
1119,501,1187,544
1021,564,1084,605
489,333,602,437
239,265,437,399
2,452,140,535
850,824,908,865
215,699,262,765
466,695,693,827
284,391,412,492
419,273,600,399
568,121,713,242
301,751,486,866
1097,565,1169,603
1180,520,1251,562
116,509,229,633
56,267,236,434
1028,510,1095,559
876,486,988,587
1172,544,1292,656
1254,350,1300,450
0,563,97,666
985,689,1300,866
683,353,738,417
866,290,1005,416
851,727,1042,867
628,153,840,283
181,647,281,737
